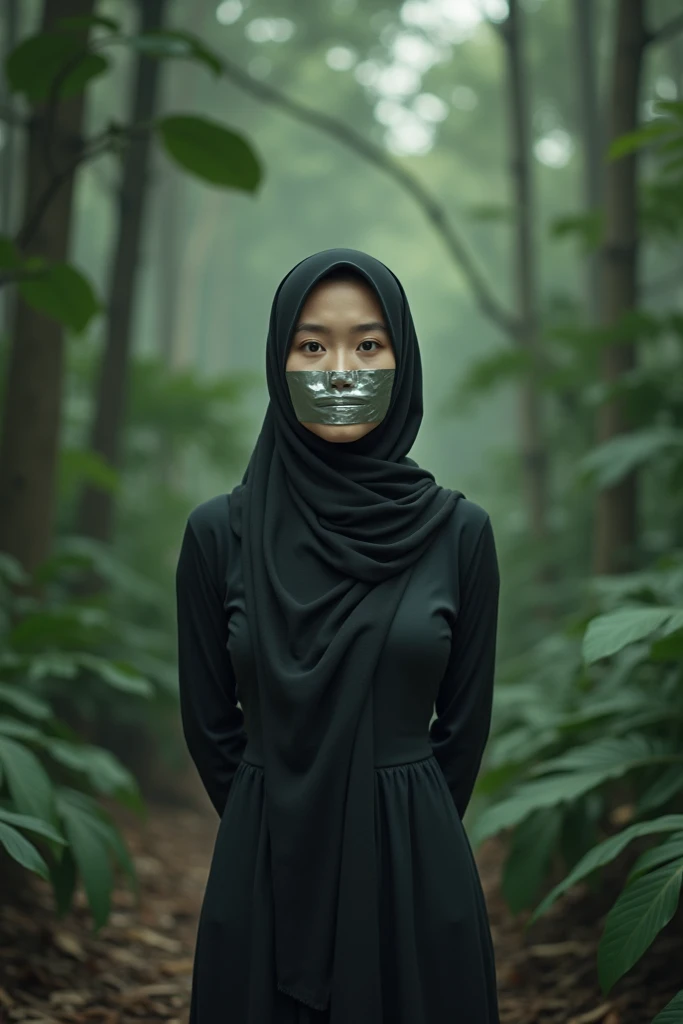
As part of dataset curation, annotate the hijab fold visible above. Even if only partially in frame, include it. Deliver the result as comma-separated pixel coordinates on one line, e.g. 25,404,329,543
229,248,463,1022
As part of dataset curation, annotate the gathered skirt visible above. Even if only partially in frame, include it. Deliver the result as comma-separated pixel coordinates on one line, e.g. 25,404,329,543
189,754,499,1024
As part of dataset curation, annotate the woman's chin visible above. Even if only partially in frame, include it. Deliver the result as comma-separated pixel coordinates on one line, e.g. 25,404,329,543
301,421,379,444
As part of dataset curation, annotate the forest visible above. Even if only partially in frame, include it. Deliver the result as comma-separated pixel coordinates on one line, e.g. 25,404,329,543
0,0,682,1022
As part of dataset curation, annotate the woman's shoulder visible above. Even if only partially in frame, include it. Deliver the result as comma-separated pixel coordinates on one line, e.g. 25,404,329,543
183,493,234,572
441,493,495,572
186,492,232,535
449,493,492,538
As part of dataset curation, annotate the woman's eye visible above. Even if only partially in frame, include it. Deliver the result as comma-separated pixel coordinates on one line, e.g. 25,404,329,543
300,339,381,353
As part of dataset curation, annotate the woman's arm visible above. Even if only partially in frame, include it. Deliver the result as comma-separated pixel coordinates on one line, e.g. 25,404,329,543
175,513,247,817
429,513,500,821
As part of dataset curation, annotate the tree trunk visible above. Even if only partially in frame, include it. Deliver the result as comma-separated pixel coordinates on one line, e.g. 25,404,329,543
0,0,94,575
573,0,604,325
501,0,550,572
76,0,167,545
0,0,19,336
592,0,645,575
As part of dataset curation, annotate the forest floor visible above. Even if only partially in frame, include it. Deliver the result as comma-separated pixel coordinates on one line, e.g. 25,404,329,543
0,781,679,1024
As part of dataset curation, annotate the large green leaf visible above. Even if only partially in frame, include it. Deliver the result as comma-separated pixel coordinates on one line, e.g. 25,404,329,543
529,735,676,778
583,607,683,663
0,717,43,742
56,790,113,927
57,788,138,899
470,770,608,847
0,683,51,720
0,808,65,844
0,822,49,879
77,654,153,697
5,32,108,101
528,815,683,925
46,739,142,805
0,736,55,822
598,857,683,992
627,832,683,883
651,989,683,1023
157,115,262,192
19,261,101,333
501,807,562,913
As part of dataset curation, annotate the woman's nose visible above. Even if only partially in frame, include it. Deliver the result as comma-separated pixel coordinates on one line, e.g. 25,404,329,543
329,369,354,390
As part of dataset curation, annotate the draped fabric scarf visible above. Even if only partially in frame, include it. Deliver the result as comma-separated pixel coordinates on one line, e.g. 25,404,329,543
228,249,463,1023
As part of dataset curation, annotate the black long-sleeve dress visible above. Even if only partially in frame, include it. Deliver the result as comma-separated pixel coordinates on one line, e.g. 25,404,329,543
176,491,500,1024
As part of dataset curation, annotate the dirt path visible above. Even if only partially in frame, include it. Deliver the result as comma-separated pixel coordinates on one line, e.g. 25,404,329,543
0,794,679,1024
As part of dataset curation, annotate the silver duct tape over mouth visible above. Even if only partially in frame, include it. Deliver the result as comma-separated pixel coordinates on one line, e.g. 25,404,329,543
285,369,396,425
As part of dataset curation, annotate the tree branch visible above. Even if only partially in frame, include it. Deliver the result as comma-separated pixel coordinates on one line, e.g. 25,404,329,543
646,13,683,46
219,56,518,340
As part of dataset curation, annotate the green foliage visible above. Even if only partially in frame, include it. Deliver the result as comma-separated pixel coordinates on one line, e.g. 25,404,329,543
1,19,262,331
17,260,102,334
5,30,109,102
157,115,262,192
0,554,145,924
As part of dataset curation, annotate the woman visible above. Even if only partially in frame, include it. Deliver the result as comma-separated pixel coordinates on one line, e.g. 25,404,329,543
176,248,500,1024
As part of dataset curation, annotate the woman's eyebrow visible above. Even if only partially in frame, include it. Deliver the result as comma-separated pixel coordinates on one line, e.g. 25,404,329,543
294,320,388,334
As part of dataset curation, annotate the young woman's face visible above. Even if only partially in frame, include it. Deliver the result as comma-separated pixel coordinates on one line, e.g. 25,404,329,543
285,276,396,444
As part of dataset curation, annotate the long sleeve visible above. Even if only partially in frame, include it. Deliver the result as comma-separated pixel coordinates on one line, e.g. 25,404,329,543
175,514,247,817
429,513,500,821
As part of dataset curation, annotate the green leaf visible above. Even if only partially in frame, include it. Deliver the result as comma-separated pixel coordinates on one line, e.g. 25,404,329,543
59,447,120,501
77,655,153,697
651,989,683,1023
0,736,55,822
654,101,683,120
470,770,609,847
56,790,113,927
57,15,120,32
583,607,683,663
598,857,683,992
0,683,52,720
529,735,674,779
627,832,683,883
0,822,49,879
0,235,21,269
528,814,683,925
608,119,674,159
579,427,683,488
18,261,101,333
5,32,109,102
157,115,262,192
57,788,138,899
0,717,43,742
0,808,65,844
49,845,77,916
549,210,603,250
501,807,562,913
637,765,683,815
46,739,141,802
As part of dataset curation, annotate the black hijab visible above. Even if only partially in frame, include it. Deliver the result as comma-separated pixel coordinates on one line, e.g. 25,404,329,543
229,248,464,1021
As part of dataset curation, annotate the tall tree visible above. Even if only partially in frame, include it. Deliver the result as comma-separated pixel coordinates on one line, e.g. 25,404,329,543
573,0,604,326
499,0,550,573
76,0,167,546
0,0,94,574
593,0,646,575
